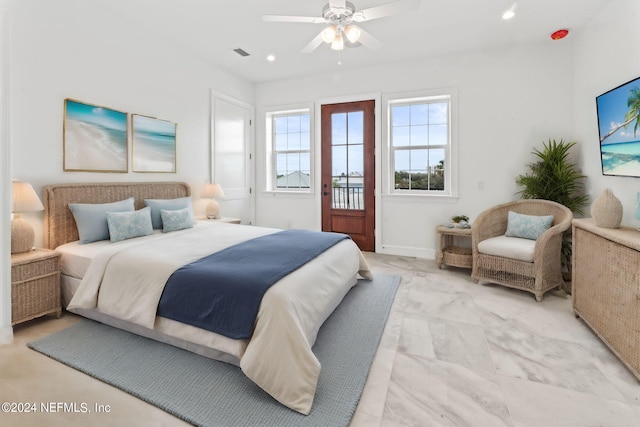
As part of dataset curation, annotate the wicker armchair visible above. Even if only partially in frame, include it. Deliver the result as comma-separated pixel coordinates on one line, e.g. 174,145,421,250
471,199,573,301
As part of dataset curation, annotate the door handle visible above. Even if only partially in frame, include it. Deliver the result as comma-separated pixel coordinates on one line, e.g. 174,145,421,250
323,191,329,196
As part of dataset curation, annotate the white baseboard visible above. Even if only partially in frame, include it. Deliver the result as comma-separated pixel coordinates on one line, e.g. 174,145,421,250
377,244,435,260
0,325,13,345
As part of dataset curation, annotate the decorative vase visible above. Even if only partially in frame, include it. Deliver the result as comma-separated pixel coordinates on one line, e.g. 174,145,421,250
591,188,623,228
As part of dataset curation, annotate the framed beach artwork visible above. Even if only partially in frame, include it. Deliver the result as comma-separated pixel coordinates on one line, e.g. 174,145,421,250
63,99,128,172
132,114,177,173
596,76,640,177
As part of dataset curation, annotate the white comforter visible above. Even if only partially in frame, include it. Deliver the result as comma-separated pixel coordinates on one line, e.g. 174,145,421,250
67,222,372,414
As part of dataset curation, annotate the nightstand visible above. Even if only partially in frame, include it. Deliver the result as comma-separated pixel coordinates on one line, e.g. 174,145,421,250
11,248,62,325
436,225,472,270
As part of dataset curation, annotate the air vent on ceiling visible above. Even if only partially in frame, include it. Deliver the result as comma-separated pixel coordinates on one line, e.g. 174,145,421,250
233,48,251,57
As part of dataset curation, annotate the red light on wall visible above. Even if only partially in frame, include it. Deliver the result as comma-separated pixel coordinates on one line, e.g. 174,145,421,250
551,29,569,40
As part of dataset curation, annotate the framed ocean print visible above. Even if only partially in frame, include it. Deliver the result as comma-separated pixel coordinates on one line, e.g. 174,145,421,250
596,75,640,177
63,99,128,172
132,114,177,173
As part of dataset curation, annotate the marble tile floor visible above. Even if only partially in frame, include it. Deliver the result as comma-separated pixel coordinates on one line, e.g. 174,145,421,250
1,252,639,427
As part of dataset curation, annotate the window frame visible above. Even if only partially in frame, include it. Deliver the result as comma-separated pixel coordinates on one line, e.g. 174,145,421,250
264,105,314,194
383,89,458,198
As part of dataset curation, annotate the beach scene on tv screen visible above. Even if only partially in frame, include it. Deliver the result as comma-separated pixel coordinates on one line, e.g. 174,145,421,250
597,77,640,177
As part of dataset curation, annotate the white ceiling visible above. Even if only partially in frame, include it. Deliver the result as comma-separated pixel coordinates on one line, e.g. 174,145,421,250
94,0,612,83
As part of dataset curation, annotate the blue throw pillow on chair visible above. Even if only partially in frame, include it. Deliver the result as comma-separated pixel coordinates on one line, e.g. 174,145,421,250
505,211,554,240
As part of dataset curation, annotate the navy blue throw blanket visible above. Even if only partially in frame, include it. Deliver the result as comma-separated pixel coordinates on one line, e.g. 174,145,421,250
157,229,350,339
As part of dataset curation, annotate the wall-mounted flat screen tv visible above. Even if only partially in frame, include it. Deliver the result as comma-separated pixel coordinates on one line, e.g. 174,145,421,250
596,75,640,177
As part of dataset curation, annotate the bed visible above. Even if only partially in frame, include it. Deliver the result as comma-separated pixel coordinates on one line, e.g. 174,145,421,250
43,181,372,415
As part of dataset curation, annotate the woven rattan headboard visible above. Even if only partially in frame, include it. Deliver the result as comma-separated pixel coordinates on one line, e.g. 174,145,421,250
42,181,191,249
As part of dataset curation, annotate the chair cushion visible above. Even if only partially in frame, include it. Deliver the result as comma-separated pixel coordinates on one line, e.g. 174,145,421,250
477,235,535,262
505,211,554,240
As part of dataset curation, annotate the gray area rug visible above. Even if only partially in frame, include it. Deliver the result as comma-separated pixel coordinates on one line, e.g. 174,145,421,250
28,274,400,427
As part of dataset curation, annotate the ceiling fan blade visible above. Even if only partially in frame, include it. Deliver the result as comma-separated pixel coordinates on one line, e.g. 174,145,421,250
353,0,420,22
301,31,326,54
262,15,326,24
356,28,383,50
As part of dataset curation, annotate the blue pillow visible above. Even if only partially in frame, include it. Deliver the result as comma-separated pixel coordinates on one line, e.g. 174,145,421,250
144,197,193,229
106,207,153,242
160,207,195,233
69,197,135,244
505,211,554,240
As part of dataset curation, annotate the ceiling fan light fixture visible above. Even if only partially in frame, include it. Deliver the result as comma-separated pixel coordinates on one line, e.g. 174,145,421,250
331,32,344,51
322,25,337,43
344,25,361,43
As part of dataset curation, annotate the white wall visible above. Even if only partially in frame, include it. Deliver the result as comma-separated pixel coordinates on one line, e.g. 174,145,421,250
254,42,576,257
9,0,254,247
2,0,254,341
573,0,640,225
1,4,13,343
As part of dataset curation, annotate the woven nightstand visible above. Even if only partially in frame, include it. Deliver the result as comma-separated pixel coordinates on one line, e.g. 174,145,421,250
11,248,61,325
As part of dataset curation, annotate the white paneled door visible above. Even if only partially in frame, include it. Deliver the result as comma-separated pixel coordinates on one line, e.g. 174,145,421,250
211,92,254,224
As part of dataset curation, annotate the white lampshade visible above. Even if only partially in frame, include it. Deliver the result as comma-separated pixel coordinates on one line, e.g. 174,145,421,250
201,183,225,199
12,181,44,213
11,181,44,254
201,184,224,219
331,33,344,51
344,25,361,43
322,25,337,43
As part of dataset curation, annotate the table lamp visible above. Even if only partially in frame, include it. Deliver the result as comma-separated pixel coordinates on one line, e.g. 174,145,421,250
11,181,44,254
201,183,225,219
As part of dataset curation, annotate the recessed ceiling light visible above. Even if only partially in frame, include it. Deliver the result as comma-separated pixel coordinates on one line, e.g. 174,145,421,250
266,54,276,62
502,3,517,20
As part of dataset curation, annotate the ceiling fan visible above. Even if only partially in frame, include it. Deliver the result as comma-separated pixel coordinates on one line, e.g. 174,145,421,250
262,0,421,53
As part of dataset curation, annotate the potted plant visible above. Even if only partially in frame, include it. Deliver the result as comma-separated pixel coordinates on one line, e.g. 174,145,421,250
515,139,589,291
451,215,470,228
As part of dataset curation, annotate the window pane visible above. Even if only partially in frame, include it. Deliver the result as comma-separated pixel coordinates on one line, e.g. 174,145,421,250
429,124,447,146
411,104,428,126
274,116,288,134
287,115,301,133
347,111,363,144
288,132,301,151
332,145,347,176
392,105,410,127
332,113,347,145
429,103,447,124
300,131,310,150
410,149,427,172
410,125,428,146
348,144,363,174
300,114,310,132
275,133,287,151
394,149,410,173
392,126,410,147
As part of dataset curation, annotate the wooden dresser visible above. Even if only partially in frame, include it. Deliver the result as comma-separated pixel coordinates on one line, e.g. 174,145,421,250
572,218,640,380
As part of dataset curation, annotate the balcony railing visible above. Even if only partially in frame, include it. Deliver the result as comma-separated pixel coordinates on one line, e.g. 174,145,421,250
332,187,363,210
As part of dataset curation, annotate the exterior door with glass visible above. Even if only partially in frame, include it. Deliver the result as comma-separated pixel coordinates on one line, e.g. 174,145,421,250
321,100,375,251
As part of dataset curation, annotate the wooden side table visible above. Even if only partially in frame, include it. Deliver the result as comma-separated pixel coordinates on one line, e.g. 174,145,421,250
436,225,472,269
11,248,62,325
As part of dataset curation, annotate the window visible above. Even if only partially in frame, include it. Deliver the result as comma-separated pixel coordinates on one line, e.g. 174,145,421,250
266,108,312,191
388,93,454,195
